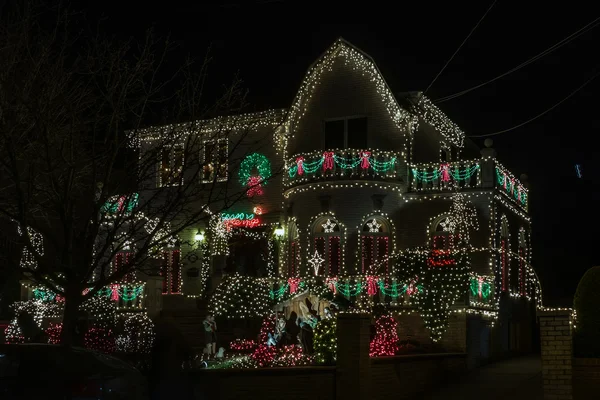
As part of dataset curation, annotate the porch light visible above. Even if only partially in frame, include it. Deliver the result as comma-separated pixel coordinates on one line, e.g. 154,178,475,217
274,225,285,238
195,231,205,242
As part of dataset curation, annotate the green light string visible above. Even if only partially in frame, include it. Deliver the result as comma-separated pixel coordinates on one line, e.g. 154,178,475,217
412,164,479,182
411,168,440,182
469,277,491,300
333,155,361,169
33,288,56,302
377,280,401,298
335,281,363,297
287,153,397,178
118,285,144,301
495,168,527,206
96,288,113,298
449,164,479,180
269,284,289,300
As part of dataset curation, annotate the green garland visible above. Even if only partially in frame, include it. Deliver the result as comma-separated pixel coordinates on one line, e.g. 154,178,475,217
239,153,272,186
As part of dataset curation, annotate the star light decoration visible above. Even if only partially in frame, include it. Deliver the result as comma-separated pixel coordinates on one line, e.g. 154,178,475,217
439,217,455,232
321,219,337,233
308,250,325,276
366,219,382,233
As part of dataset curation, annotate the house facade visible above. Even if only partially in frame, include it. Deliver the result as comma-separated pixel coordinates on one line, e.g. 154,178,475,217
132,39,540,363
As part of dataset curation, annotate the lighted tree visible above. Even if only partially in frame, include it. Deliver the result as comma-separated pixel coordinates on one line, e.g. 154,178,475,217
313,318,337,365
0,3,282,346
258,314,276,345
209,274,273,319
369,315,399,357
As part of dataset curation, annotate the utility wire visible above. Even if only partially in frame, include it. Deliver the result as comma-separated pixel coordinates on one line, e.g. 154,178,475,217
470,69,600,138
423,0,497,95
436,15,600,103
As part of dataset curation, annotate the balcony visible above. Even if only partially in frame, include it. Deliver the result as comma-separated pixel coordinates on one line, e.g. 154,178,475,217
495,161,528,211
283,149,403,189
409,158,528,211
410,159,482,191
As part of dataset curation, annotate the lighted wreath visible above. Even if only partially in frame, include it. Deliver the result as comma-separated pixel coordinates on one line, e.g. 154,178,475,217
239,153,272,197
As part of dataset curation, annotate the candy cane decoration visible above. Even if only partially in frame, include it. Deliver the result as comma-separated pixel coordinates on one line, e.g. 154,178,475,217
478,277,484,298
360,151,371,170
296,157,304,176
323,152,334,171
510,178,515,195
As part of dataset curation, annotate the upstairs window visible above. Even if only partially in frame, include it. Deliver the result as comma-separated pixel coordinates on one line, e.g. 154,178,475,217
158,147,183,187
324,117,368,150
202,138,228,183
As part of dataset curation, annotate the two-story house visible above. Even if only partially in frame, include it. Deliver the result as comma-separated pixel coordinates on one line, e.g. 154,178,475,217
137,38,541,364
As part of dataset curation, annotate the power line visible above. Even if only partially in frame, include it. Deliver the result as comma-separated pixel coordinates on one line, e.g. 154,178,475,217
423,0,497,95
436,15,600,103
470,69,600,138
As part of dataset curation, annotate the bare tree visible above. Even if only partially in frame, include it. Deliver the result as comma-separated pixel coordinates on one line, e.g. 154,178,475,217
0,3,282,346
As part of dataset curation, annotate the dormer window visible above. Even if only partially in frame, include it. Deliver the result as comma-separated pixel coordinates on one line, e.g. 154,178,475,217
324,117,367,149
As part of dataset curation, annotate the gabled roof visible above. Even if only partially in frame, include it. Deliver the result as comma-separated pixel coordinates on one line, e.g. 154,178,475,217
288,38,465,148
287,38,416,136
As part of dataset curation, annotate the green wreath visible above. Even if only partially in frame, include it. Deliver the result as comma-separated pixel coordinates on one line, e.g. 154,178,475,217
238,153,272,186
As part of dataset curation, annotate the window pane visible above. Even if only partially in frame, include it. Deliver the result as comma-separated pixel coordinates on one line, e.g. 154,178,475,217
160,149,170,185
361,235,374,273
203,141,216,181
173,148,183,183
324,120,345,149
347,117,367,149
217,139,228,179
329,236,340,276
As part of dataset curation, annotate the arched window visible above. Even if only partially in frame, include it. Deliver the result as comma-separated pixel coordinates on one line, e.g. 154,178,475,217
518,228,528,297
361,217,390,274
431,215,456,249
500,217,509,293
312,217,341,276
288,221,299,277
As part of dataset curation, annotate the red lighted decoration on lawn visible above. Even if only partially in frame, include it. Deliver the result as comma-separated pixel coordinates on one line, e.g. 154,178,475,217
369,315,399,357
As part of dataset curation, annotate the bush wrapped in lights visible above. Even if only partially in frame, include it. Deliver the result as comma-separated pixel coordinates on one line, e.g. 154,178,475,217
313,318,337,365
369,315,399,357
85,326,116,353
46,322,63,344
209,274,273,318
116,313,155,354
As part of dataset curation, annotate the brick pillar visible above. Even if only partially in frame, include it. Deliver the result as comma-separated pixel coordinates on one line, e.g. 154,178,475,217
336,313,371,400
538,309,573,400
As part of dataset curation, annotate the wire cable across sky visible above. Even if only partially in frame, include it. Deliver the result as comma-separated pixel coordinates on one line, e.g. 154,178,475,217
435,15,600,103
469,68,600,138
423,0,497,95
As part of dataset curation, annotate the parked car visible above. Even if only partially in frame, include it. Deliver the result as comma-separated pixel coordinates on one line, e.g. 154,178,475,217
0,343,148,399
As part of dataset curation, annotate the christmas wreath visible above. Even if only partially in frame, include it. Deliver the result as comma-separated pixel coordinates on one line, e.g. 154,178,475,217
238,153,271,186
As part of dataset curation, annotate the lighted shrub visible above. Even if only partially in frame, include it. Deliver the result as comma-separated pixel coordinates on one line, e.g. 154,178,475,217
574,266,600,357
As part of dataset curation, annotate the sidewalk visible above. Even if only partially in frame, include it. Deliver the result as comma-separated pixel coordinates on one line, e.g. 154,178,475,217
428,356,543,400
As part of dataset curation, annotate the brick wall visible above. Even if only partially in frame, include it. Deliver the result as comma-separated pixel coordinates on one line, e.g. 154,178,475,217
538,309,573,400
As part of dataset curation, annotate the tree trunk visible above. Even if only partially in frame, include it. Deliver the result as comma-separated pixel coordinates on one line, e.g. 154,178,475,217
60,288,82,348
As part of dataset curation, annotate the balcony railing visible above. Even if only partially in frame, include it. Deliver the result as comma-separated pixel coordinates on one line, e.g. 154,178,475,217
283,149,402,188
495,162,528,210
409,158,528,211
409,159,482,191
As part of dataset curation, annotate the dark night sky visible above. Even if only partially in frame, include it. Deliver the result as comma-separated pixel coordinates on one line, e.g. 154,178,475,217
84,1,600,305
